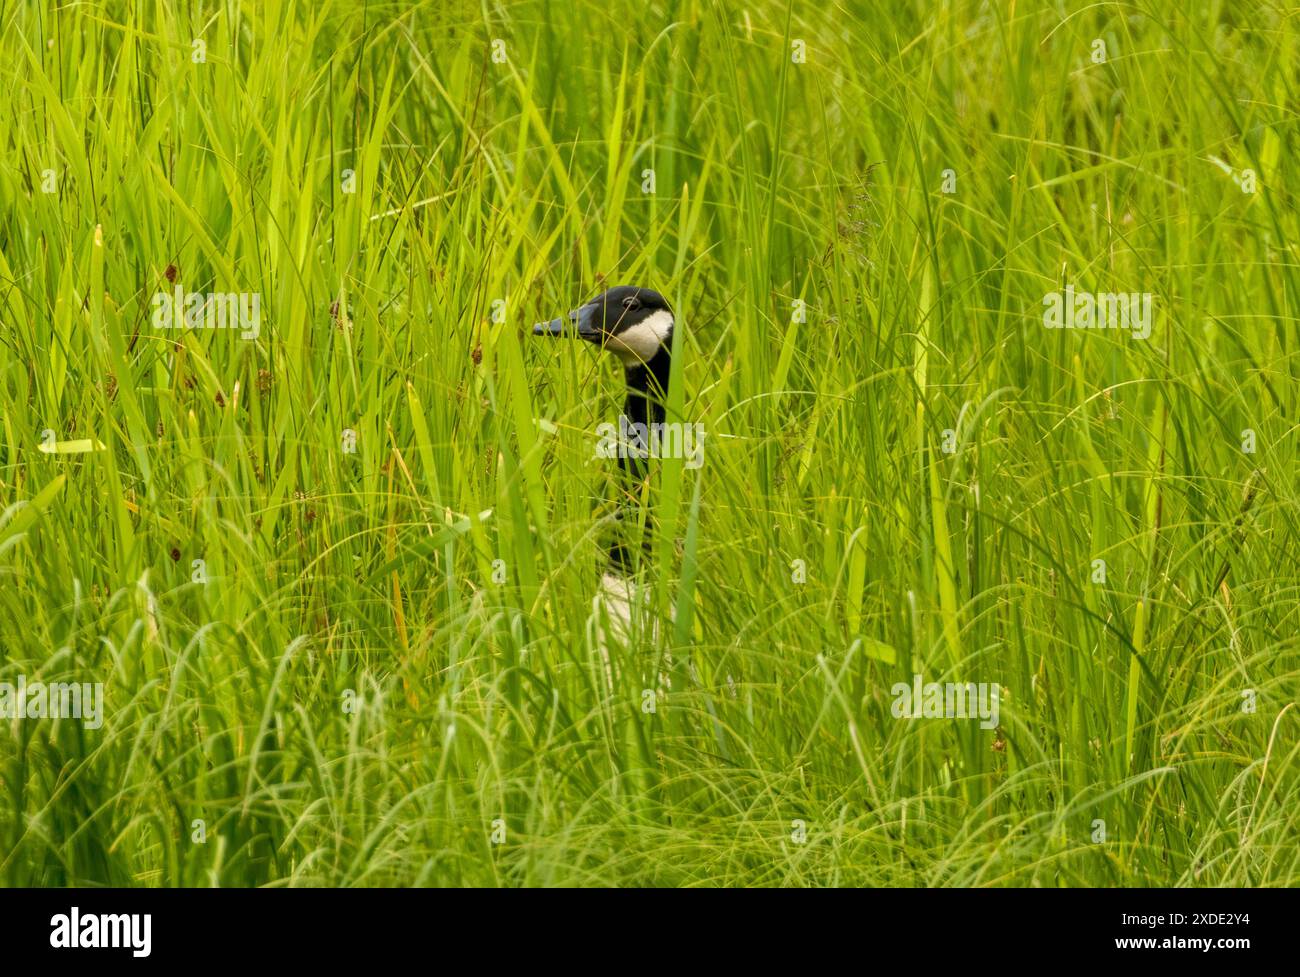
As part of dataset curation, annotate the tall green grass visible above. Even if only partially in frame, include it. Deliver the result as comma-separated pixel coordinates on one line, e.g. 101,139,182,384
1,0,1298,886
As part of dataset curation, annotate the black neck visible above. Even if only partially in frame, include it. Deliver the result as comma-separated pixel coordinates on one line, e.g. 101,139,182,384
622,346,672,430
608,345,671,575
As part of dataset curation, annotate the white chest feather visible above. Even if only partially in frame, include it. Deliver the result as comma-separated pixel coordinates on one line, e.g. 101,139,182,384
589,572,676,693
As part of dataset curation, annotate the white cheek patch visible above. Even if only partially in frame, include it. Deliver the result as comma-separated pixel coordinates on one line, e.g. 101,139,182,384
605,309,673,364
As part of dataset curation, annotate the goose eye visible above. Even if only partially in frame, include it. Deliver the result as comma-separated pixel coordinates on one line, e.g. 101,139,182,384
622,297,640,310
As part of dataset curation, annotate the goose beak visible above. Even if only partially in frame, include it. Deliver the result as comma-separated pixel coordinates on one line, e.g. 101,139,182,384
532,318,569,337
533,306,598,339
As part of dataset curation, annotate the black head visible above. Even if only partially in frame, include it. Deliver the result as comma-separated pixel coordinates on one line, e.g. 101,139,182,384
533,285,674,366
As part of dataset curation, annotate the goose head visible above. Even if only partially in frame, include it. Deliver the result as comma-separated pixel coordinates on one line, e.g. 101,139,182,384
533,285,673,367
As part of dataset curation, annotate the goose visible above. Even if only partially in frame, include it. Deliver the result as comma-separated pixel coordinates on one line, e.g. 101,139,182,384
533,285,676,681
